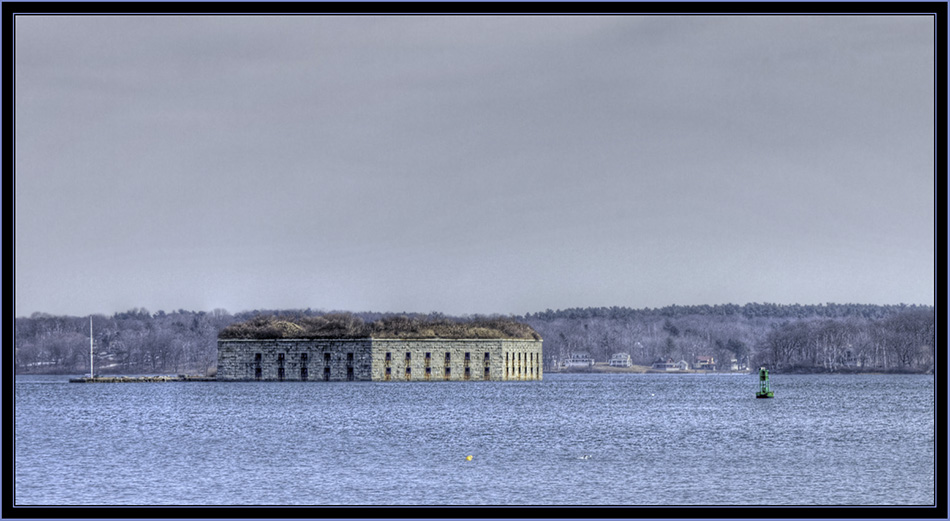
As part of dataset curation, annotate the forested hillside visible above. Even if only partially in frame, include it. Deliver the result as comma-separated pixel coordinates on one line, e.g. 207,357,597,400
522,303,935,373
13,303,935,375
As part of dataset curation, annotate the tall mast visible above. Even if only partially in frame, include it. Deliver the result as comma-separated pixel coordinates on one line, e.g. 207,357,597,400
89,316,94,378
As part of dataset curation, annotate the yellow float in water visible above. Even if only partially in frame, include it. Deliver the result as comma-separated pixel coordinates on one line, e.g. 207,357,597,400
466,455,473,461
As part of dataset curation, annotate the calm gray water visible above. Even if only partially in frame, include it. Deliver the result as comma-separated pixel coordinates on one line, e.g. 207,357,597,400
14,373,934,506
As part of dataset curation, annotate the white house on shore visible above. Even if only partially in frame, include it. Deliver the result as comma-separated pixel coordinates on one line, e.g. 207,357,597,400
563,353,595,368
694,356,716,370
651,357,689,371
608,353,632,367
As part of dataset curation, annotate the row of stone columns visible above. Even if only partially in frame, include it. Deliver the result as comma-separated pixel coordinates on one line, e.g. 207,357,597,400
506,351,540,380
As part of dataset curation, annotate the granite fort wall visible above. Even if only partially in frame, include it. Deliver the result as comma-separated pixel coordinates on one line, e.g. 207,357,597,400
217,338,542,381
217,339,374,381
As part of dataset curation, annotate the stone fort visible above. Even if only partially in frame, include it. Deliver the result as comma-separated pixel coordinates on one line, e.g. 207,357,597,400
217,338,543,382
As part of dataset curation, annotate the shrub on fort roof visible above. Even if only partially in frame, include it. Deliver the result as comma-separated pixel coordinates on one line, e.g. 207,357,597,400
218,313,540,340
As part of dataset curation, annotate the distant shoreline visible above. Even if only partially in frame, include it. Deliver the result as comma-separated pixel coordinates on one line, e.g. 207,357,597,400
17,361,934,378
546,364,931,376
16,369,932,377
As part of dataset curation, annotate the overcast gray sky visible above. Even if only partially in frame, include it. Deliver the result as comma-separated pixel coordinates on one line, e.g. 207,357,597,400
14,15,935,317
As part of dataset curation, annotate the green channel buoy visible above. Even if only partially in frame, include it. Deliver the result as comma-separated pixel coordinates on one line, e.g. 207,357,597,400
756,367,774,399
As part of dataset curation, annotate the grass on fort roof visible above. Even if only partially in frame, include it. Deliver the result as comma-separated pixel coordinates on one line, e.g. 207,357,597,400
218,313,541,340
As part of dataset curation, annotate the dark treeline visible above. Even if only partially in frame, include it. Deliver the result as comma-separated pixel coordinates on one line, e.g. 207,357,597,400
13,303,936,375
14,308,234,375
525,302,924,321
523,303,935,373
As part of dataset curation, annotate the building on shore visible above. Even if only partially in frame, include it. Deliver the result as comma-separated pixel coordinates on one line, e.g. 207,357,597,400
651,357,689,371
562,352,595,368
694,355,716,370
216,315,542,382
218,338,543,382
608,353,633,367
